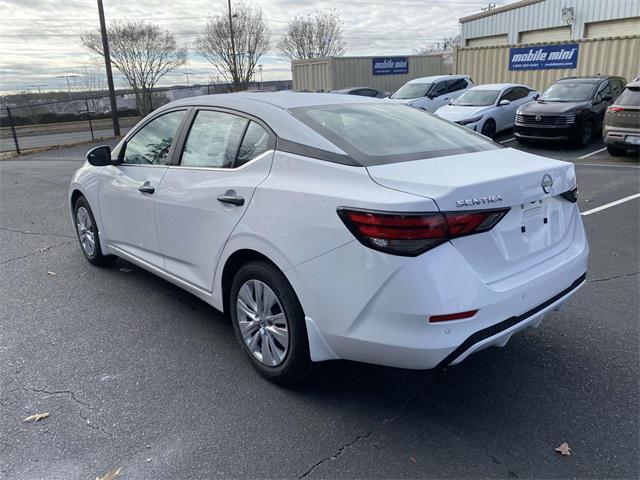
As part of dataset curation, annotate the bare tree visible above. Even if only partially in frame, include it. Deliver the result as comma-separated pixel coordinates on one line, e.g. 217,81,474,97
196,4,270,91
416,35,461,70
81,22,187,115
278,10,345,60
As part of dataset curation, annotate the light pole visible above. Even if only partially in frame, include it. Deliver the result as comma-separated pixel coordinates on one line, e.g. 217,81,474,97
258,64,263,90
184,71,191,87
227,0,238,90
57,75,78,99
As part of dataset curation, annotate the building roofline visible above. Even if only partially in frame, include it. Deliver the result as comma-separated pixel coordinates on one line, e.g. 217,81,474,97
459,0,545,24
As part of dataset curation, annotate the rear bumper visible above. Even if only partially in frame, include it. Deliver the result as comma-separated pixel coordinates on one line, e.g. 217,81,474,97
604,130,640,150
287,207,589,370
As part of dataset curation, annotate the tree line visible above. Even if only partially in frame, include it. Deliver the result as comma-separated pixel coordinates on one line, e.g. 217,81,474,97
81,5,346,116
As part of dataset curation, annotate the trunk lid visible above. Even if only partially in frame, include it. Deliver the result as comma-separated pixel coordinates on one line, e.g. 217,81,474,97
366,148,579,283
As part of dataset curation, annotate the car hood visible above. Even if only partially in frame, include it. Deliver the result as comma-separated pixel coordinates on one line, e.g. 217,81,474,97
519,100,591,115
385,97,418,105
434,105,490,122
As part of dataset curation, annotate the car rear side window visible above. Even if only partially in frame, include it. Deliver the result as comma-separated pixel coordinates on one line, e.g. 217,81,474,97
236,121,270,166
123,110,186,165
291,103,500,166
616,87,640,107
181,110,248,168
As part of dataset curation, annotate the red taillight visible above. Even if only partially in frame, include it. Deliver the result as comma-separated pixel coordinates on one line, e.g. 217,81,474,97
607,106,625,113
429,310,478,323
337,207,509,256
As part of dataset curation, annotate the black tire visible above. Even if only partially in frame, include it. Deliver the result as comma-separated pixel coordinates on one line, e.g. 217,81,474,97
606,144,627,156
577,121,594,148
73,196,114,266
481,119,496,139
230,261,311,384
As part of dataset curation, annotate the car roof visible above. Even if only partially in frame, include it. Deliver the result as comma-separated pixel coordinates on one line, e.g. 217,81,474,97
556,76,621,83
470,83,529,91
332,87,378,93
407,74,469,84
162,92,384,156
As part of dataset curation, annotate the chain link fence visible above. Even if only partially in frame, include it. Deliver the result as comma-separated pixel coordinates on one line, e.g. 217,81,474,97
0,81,292,155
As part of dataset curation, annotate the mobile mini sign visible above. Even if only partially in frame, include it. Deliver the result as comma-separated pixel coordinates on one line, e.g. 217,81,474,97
372,57,409,75
509,43,579,71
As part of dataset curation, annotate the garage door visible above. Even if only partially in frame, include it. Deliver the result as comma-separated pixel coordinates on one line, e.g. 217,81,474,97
586,17,640,38
466,34,508,47
519,26,571,44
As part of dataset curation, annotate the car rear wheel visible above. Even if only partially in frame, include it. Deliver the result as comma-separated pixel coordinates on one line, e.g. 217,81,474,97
230,261,311,383
74,196,114,266
481,119,496,139
606,144,627,156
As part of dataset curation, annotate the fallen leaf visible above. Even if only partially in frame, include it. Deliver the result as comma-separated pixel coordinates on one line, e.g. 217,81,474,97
96,467,121,480
24,412,49,423
409,456,417,464
47,271,57,276
555,442,572,456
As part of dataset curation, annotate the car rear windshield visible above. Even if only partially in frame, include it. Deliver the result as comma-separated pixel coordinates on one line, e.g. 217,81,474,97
616,86,640,107
453,90,500,106
290,103,500,166
390,83,432,99
540,81,597,102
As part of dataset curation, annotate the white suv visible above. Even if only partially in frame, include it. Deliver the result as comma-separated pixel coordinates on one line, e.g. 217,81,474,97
388,74,474,112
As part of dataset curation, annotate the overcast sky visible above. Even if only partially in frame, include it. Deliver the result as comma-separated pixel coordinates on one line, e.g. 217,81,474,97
0,0,501,93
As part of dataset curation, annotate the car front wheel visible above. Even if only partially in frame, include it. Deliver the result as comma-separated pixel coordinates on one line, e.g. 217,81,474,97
577,121,594,148
74,196,114,266
481,119,496,139
230,261,311,383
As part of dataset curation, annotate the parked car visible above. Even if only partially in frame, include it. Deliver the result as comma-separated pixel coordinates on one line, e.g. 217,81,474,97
70,92,588,383
603,80,640,156
435,83,538,138
331,87,389,98
514,75,627,147
387,74,474,112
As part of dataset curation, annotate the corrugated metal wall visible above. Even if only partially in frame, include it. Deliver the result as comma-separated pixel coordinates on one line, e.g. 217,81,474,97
461,0,640,43
455,35,640,91
292,55,445,92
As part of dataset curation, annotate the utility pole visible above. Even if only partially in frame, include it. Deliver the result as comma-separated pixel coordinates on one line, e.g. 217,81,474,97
57,75,78,100
258,64,263,90
184,71,191,87
97,0,120,136
227,0,238,90
30,84,47,94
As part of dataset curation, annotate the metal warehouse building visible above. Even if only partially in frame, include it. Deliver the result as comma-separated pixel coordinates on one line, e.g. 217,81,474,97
455,0,640,90
292,54,446,92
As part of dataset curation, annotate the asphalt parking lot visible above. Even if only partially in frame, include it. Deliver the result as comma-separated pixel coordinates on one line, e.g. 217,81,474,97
1,136,638,479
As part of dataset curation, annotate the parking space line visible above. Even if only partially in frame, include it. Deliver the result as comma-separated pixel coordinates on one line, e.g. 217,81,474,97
578,147,607,160
578,163,640,169
581,193,640,216
500,137,516,144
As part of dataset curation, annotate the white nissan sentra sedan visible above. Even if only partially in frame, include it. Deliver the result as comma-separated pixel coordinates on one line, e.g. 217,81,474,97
69,92,588,383
435,83,538,138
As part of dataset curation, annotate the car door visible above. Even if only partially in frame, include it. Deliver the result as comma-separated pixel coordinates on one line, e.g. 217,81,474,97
594,80,614,125
99,109,188,268
496,87,530,131
423,81,450,112
154,108,275,292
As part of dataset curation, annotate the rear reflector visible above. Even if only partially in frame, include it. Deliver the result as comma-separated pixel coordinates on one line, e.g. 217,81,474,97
337,207,509,256
430,310,478,323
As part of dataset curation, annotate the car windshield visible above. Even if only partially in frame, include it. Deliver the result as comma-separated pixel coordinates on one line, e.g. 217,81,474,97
290,103,500,166
452,90,500,106
390,82,433,99
540,82,596,102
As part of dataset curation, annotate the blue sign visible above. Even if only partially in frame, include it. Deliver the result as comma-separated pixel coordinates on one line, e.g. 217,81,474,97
372,57,409,75
509,43,579,71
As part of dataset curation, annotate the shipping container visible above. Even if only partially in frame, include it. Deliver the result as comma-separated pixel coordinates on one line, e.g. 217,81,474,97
292,55,446,93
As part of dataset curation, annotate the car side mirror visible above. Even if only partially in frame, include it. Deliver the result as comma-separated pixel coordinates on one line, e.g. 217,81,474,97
498,99,511,106
601,94,613,101
533,93,540,100
86,145,112,166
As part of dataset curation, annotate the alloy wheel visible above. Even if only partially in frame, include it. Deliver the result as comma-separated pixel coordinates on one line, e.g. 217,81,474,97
236,279,289,367
76,206,96,257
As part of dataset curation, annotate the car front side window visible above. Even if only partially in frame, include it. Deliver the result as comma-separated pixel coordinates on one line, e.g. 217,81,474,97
123,110,186,165
181,110,248,168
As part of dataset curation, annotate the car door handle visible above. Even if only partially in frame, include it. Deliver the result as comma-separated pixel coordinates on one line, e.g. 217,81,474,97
138,181,155,194
217,195,244,206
